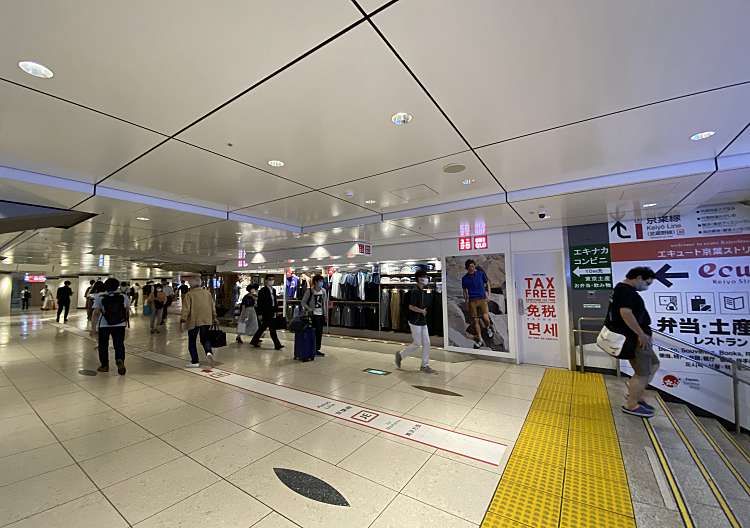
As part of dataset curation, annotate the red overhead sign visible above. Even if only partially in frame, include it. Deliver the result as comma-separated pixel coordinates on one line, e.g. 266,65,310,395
458,237,473,251
24,274,46,283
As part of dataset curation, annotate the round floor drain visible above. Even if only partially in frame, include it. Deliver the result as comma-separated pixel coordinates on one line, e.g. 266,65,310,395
78,369,97,376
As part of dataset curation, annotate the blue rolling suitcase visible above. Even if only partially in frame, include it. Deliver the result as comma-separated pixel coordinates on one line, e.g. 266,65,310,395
294,327,316,362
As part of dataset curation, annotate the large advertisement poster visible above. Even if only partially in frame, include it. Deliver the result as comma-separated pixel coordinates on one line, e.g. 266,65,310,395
609,203,750,426
444,253,509,354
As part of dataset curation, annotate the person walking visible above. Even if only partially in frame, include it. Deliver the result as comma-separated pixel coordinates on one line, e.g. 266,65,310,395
236,285,259,344
301,274,328,357
160,279,174,325
178,280,190,299
56,280,73,323
395,270,436,373
180,280,218,368
607,267,659,418
91,278,129,375
84,280,96,321
147,283,166,333
21,286,31,310
88,280,105,331
40,284,50,310
129,283,139,309
462,259,495,348
250,275,283,350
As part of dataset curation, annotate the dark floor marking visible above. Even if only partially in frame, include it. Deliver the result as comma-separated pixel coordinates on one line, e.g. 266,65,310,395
413,385,463,397
78,369,97,376
273,468,350,507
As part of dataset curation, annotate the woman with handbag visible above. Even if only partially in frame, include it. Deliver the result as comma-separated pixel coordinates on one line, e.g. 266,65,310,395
180,280,218,368
301,275,328,357
236,285,259,344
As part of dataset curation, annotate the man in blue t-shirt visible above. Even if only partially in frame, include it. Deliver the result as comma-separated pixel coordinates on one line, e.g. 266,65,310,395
462,259,495,347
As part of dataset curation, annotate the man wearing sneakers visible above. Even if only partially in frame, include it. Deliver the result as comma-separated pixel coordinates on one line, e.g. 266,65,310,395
92,278,129,375
395,270,436,374
180,279,218,368
462,260,495,348
609,267,659,418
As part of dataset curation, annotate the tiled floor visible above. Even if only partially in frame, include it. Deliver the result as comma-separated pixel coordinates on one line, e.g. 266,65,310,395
0,310,547,527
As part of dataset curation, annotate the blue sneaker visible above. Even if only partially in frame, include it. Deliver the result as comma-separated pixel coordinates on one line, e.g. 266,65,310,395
622,404,655,418
638,400,655,412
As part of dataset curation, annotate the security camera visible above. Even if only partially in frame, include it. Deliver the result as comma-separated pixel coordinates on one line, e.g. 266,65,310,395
537,209,549,220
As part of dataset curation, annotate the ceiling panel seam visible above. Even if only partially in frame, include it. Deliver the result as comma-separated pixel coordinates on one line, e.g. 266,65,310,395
666,119,750,214
474,80,750,151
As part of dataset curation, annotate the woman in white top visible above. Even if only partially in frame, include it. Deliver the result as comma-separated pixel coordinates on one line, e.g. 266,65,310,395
236,285,259,344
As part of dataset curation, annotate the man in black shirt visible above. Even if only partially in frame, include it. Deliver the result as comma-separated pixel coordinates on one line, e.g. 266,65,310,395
608,266,658,417
56,280,73,323
395,270,436,374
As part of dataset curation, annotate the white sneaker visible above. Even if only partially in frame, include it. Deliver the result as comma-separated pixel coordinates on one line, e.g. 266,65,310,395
206,352,214,366
186,363,200,368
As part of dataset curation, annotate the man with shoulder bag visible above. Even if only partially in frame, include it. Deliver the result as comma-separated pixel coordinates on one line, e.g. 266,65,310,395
597,266,658,418
92,278,130,375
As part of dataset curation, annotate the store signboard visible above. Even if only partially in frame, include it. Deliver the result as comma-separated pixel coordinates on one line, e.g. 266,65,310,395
609,202,750,427
356,243,372,256
523,274,559,341
569,244,612,289
24,274,46,283
458,237,473,251
474,235,488,250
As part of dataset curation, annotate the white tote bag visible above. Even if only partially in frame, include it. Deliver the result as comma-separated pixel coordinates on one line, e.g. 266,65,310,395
596,300,626,358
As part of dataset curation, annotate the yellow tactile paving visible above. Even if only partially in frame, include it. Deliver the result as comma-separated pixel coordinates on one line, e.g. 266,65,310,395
481,369,635,528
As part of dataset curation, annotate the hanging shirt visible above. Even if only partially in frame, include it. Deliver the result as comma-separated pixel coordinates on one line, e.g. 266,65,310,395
286,275,299,299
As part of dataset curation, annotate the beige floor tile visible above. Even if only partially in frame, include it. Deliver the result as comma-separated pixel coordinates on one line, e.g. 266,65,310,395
290,421,374,464
370,494,478,528
160,416,245,453
402,456,500,524
0,443,73,487
134,480,269,528
48,409,130,441
63,421,153,461
99,386,166,407
229,446,396,528
135,404,212,435
496,372,542,387
474,393,532,417
5,492,128,528
102,457,220,524
117,395,186,421
37,399,112,425
0,397,33,420
0,465,97,526
30,390,100,413
183,389,258,415
80,437,183,488
251,512,300,528
407,398,473,427
458,408,524,442
331,381,388,402
366,390,425,414
191,429,283,477
220,398,289,427
250,410,329,444
0,419,58,458
486,381,538,400
21,382,85,402
339,436,432,491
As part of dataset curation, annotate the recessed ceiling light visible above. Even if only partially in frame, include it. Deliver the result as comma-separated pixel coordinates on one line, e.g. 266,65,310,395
643,203,657,208
18,61,54,79
364,199,377,205
332,228,343,234
690,130,715,141
391,112,413,126
235,232,243,235
344,191,354,197
268,160,285,167
443,163,466,174
400,233,408,236
136,217,150,221
461,178,476,186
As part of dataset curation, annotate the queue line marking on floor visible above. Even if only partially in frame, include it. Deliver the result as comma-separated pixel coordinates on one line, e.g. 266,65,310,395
132,349,507,466
481,369,636,528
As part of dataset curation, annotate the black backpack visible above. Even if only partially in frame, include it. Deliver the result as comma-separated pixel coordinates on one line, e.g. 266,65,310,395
101,293,127,326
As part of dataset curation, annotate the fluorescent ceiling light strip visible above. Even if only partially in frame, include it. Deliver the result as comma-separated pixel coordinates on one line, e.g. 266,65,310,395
507,158,716,203
716,152,750,171
228,212,302,233
0,166,94,194
302,214,382,233
96,186,228,220
382,193,507,221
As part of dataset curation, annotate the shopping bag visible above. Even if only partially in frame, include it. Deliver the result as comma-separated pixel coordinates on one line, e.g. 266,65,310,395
237,321,247,334
143,305,153,316
208,325,227,348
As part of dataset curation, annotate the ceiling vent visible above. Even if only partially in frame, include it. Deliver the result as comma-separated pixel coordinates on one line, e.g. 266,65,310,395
388,184,439,203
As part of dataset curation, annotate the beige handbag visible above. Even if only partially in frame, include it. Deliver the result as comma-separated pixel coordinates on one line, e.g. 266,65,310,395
596,301,626,357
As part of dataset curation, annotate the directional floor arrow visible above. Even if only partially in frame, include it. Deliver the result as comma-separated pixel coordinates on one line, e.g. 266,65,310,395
654,263,689,288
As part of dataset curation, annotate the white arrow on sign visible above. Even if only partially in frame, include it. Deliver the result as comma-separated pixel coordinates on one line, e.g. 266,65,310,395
573,267,612,277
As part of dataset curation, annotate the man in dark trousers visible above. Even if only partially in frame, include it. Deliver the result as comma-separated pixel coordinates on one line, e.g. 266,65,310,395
21,287,31,310
250,275,284,350
91,277,130,375
56,280,73,323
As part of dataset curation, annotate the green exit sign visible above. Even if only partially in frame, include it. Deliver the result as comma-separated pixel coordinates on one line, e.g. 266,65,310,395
569,244,613,290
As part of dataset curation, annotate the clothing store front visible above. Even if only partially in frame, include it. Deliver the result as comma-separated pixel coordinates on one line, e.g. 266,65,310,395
218,228,573,367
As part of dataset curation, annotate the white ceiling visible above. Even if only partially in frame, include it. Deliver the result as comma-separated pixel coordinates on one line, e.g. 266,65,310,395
1,0,749,273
